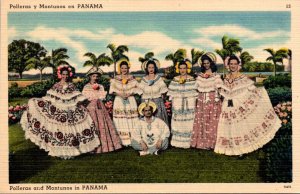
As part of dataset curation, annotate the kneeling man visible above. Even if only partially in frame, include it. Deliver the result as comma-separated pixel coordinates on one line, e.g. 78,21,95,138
131,101,170,156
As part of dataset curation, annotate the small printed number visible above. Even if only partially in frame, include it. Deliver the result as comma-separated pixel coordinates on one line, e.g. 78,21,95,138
286,4,291,8
284,185,291,188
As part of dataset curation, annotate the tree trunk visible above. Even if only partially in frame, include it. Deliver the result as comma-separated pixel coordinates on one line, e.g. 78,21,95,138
114,62,116,78
223,59,226,78
274,62,277,76
40,69,43,82
288,57,291,72
19,72,23,79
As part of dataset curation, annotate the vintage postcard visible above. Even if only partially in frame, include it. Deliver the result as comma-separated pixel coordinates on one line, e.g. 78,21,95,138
0,0,299,193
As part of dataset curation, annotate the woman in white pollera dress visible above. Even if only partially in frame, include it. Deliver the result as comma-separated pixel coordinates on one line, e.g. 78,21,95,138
214,55,282,156
109,59,140,146
167,59,198,148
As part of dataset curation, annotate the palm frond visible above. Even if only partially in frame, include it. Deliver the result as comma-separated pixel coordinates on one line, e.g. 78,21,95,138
165,54,174,61
145,52,154,59
83,60,94,67
107,43,116,52
264,48,275,56
83,52,97,61
116,45,129,52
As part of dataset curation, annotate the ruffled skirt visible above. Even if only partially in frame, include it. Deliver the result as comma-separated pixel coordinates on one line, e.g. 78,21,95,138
214,88,281,155
86,99,122,153
170,96,196,148
21,98,100,159
191,91,221,149
112,96,139,146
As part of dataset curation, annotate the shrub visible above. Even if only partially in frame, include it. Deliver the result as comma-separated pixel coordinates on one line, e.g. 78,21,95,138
267,87,292,106
9,83,22,99
262,123,292,182
263,73,291,89
242,61,284,72
273,101,292,124
74,78,89,92
260,101,292,182
8,104,27,125
19,79,55,98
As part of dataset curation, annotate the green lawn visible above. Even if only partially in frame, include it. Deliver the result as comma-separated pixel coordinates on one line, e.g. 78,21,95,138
9,98,29,106
9,123,264,183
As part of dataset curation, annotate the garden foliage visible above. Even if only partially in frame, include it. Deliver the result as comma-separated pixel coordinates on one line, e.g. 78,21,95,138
263,73,291,89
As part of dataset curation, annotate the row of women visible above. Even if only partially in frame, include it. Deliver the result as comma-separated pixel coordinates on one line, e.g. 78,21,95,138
21,52,282,159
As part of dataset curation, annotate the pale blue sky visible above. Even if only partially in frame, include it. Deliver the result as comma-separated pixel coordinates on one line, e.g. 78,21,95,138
8,12,290,73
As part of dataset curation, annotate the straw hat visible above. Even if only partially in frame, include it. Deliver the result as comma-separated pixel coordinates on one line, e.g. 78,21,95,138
141,58,160,72
86,66,103,76
138,101,157,116
197,52,217,66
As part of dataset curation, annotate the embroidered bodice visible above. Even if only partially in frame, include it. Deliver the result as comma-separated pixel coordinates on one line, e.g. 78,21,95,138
168,76,198,98
109,75,139,96
43,82,86,107
195,73,223,93
82,83,107,100
138,75,168,99
220,74,256,99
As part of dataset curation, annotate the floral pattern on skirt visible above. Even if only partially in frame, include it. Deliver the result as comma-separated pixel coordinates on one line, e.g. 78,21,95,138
191,91,222,149
86,99,122,153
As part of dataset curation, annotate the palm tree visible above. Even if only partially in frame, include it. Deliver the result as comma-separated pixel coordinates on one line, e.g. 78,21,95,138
240,51,254,65
107,44,129,77
215,48,229,76
165,49,187,79
264,48,288,76
49,48,70,77
287,49,292,71
83,52,113,68
215,35,242,76
138,52,154,63
191,48,205,66
165,49,187,65
222,35,243,55
26,55,51,82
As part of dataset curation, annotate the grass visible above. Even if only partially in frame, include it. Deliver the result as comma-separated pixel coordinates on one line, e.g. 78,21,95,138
9,123,263,183
8,80,41,88
9,98,29,106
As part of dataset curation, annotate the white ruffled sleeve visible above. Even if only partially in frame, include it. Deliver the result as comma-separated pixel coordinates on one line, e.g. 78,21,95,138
81,85,90,100
131,79,142,95
159,77,168,94
166,80,176,98
109,79,116,94
98,85,107,99
136,80,145,95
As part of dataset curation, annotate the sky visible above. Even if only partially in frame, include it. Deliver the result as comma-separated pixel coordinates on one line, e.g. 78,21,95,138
8,11,290,74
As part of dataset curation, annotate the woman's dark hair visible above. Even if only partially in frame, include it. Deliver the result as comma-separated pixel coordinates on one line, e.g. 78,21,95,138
120,61,130,68
227,55,240,66
178,60,188,68
119,61,130,74
145,60,158,75
200,55,217,73
59,67,69,74
59,67,72,82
